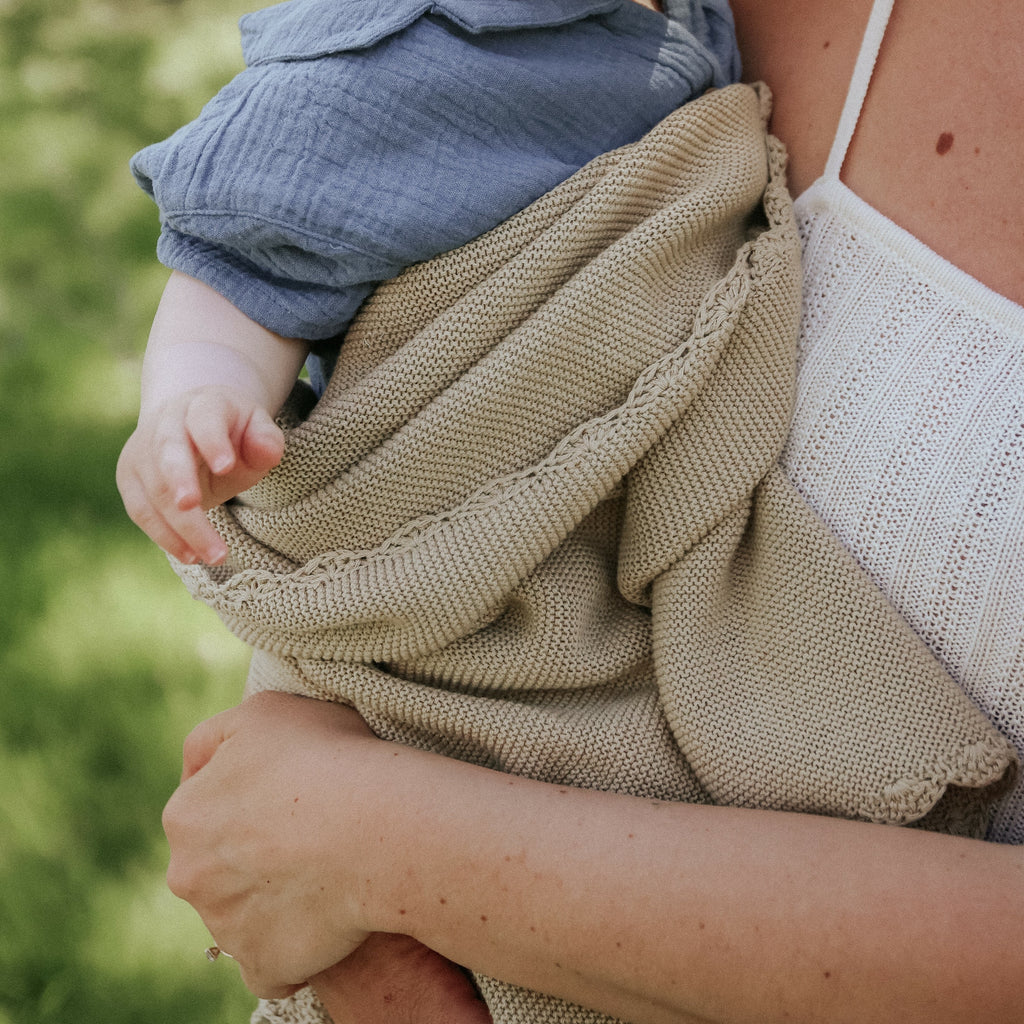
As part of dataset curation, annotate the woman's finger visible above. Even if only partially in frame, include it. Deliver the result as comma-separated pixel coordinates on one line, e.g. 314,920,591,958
180,706,240,781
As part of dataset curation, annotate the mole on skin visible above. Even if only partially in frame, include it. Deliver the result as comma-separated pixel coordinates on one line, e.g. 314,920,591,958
936,132,954,156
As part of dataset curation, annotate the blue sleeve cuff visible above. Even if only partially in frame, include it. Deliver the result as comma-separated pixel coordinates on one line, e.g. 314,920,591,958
155,228,375,341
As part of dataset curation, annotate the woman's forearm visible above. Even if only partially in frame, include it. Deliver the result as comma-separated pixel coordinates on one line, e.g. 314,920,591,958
353,742,1023,1024
164,695,1021,1022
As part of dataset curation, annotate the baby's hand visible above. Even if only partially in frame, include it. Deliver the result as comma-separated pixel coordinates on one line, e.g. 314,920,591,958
116,386,284,565
310,933,493,1024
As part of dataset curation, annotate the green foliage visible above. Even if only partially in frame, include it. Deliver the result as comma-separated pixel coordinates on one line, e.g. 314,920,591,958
0,2,264,1020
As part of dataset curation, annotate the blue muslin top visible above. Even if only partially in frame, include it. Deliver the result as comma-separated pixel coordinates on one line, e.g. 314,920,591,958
131,0,740,345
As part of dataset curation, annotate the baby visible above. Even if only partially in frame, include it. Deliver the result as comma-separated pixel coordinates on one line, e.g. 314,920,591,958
117,0,740,567
119,1,740,1020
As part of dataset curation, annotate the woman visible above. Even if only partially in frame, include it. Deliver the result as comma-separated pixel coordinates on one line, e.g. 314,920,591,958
731,0,1024,844
162,1,1024,1021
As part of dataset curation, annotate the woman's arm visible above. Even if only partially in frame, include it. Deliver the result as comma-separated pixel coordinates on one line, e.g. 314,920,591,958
163,692,1023,1024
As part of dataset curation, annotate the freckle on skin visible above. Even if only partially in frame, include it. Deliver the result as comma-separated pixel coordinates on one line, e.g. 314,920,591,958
439,897,447,905
480,915,488,922
823,39,830,49
936,131,954,156
823,971,832,980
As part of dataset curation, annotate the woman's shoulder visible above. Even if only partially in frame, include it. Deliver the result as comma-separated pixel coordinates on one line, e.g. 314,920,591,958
729,0,873,195
731,0,1024,307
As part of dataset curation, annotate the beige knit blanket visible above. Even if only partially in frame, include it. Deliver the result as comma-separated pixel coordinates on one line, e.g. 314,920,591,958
174,84,1017,1024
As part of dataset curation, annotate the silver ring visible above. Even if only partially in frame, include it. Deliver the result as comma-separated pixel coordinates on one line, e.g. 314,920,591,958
205,946,235,962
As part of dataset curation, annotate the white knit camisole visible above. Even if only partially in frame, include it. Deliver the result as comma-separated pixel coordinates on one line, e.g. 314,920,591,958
780,0,1024,843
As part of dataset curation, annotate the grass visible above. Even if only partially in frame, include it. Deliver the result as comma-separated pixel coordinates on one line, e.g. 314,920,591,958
0,2,272,1020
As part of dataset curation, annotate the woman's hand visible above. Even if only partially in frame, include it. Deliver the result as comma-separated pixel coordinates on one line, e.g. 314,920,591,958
163,690,1024,1023
162,691,381,997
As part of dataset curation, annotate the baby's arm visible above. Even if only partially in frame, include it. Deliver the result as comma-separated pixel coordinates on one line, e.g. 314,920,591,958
117,271,309,565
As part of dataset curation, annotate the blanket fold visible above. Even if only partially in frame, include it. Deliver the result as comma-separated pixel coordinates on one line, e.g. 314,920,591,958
174,84,1017,1024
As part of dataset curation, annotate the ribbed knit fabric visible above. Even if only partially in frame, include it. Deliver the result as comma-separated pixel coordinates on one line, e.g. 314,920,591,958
781,0,1024,846
173,84,1017,1024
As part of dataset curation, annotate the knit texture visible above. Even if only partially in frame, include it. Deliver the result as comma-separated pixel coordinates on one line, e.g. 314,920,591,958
783,183,1024,846
172,84,1018,1024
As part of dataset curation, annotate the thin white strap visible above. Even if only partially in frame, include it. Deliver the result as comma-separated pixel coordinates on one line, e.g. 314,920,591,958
823,0,897,180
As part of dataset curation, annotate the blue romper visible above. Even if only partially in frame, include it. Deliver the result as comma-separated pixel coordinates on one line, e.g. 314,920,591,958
131,0,739,384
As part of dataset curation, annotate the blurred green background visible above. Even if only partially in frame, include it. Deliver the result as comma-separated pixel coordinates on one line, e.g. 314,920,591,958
0,1,272,1020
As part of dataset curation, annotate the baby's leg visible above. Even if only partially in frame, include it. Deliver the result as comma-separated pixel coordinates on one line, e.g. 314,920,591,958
310,932,492,1024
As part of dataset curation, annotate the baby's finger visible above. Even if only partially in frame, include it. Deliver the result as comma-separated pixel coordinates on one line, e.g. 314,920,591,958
154,431,207,512
185,393,240,477
238,408,285,472
117,466,201,564
160,502,229,566
142,446,229,563
156,474,230,563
